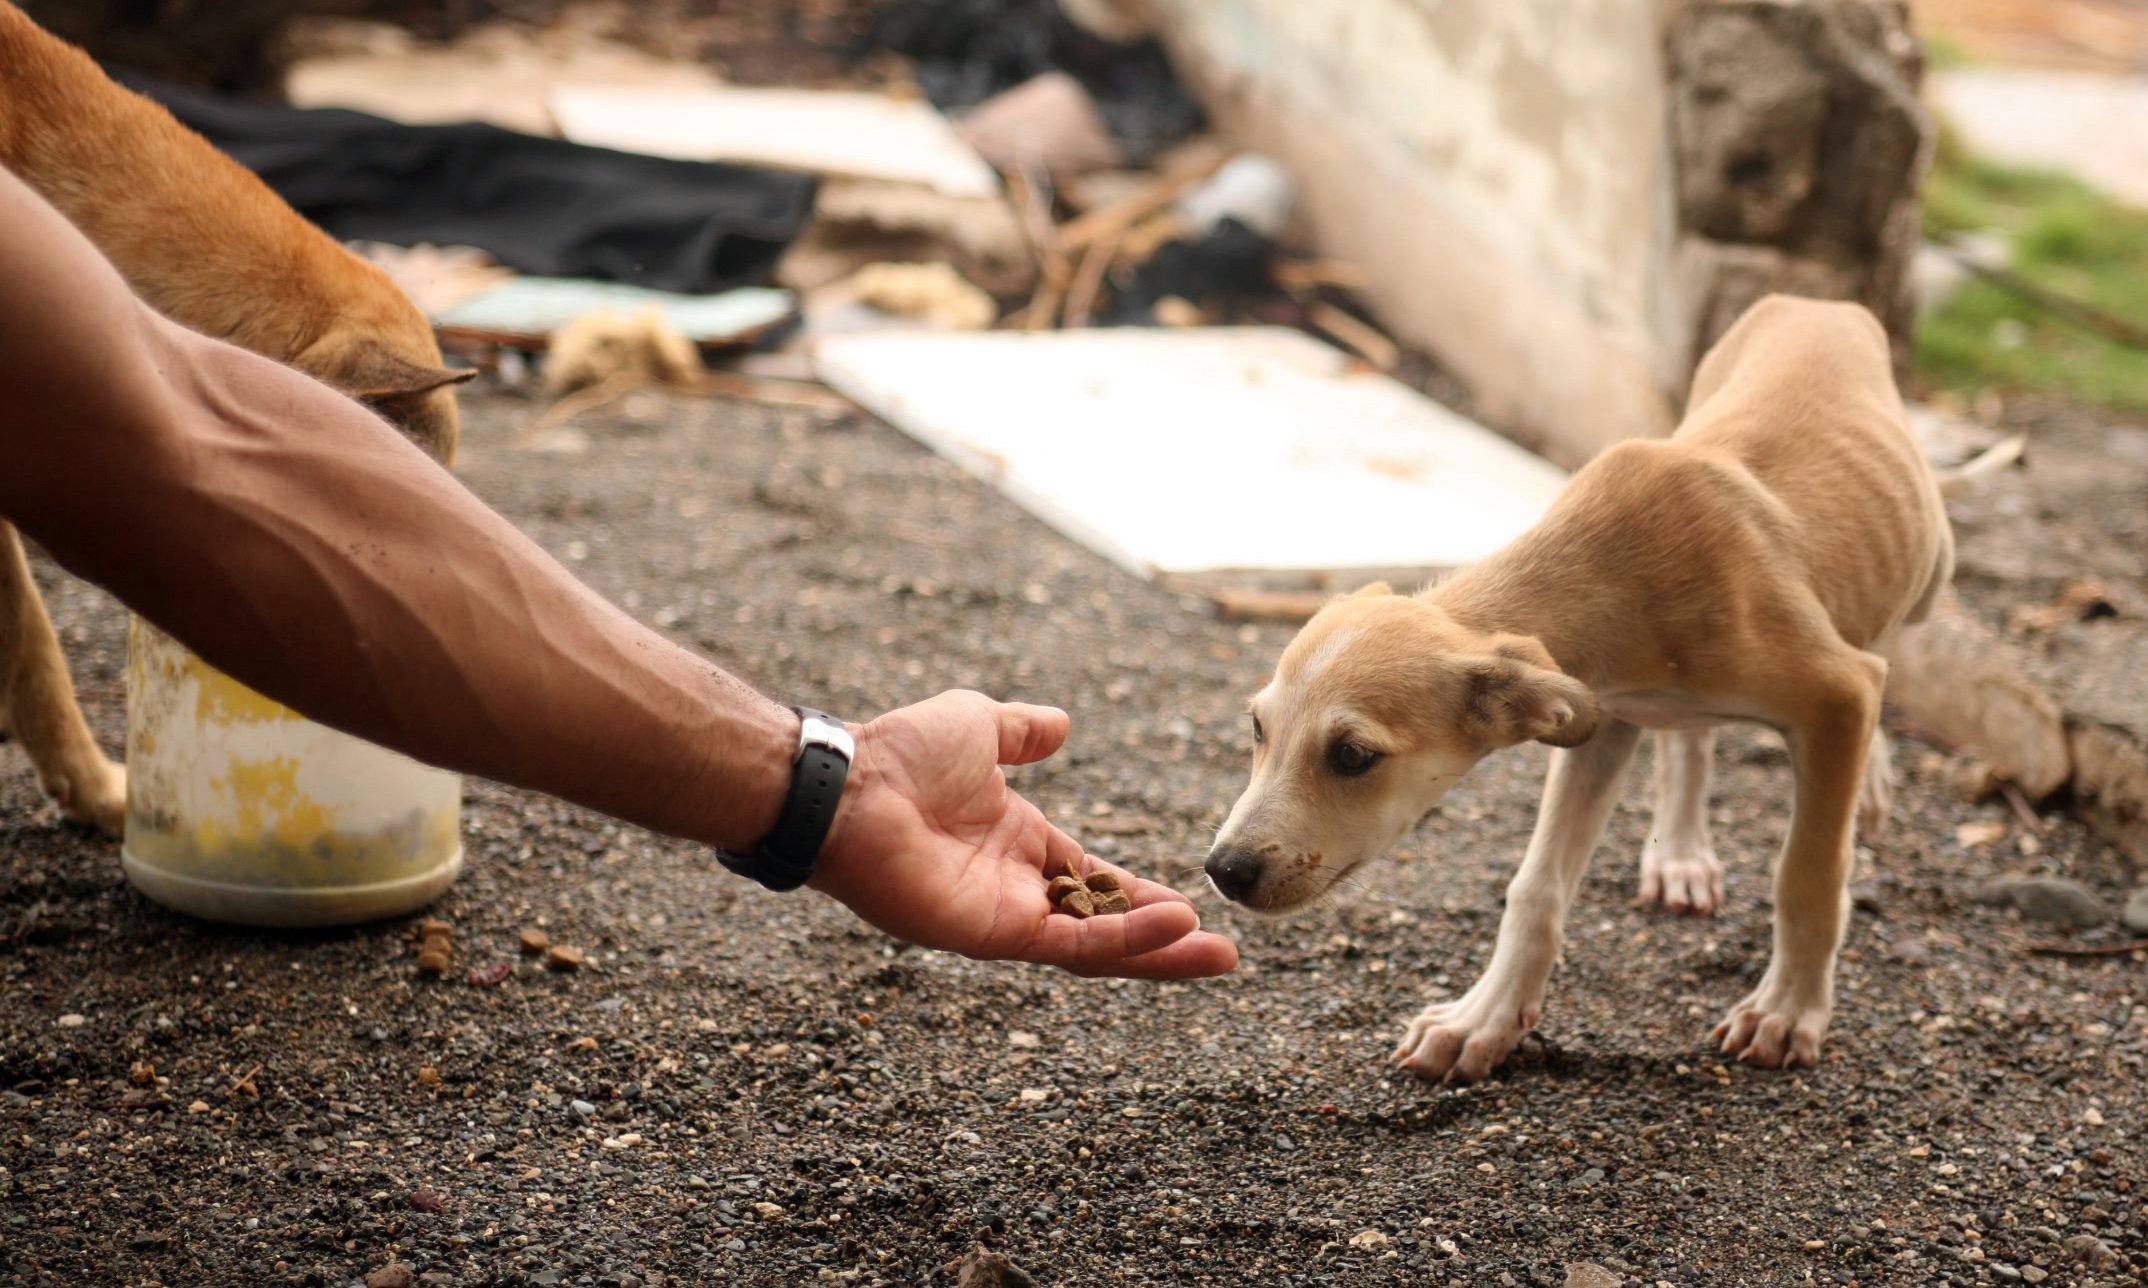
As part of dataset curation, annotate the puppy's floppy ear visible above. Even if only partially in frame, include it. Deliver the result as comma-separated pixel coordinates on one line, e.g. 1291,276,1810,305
1347,580,1393,598
1463,637,1599,749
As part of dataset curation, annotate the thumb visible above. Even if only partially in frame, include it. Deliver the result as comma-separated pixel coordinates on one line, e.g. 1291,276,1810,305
994,701,1071,765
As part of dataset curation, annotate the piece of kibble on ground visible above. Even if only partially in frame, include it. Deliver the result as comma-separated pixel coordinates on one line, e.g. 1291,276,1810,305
1048,868,1134,919
418,918,453,938
519,928,550,955
415,949,451,976
545,944,585,972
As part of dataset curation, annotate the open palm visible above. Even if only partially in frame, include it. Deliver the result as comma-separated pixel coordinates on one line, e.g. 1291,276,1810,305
811,690,1237,979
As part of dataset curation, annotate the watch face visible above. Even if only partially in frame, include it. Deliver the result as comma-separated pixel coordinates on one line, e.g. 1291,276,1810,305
799,712,856,762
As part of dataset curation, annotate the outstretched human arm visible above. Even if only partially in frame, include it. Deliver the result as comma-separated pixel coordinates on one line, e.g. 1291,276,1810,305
0,167,1234,979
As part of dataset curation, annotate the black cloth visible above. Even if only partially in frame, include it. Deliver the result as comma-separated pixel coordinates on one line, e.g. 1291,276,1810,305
114,70,820,295
863,0,1202,165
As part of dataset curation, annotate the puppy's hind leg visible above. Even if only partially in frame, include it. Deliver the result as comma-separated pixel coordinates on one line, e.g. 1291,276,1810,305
1715,648,1885,1069
0,522,126,835
1856,725,1894,844
1638,728,1723,915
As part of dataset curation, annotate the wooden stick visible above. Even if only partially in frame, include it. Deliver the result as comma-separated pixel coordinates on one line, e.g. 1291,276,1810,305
1308,301,1400,371
1008,158,1073,332
2025,939,2148,958
691,370,854,412
1209,588,1330,624
1999,779,2044,832
1062,231,1124,329
1275,258,1369,292
1053,146,1228,254
1933,240,2148,351
526,372,646,437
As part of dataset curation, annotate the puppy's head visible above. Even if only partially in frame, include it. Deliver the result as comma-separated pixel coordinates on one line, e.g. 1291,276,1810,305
1206,582,1597,912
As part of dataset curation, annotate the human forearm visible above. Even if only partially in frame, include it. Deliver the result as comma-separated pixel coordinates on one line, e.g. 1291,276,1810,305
0,167,791,849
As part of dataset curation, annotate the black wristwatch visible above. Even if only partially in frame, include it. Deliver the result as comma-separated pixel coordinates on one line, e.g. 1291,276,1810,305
720,708,855,892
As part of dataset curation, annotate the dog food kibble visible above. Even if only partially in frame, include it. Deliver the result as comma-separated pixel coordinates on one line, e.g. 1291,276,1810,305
1047,869,1132,919
518,928,550,956
415,920,454,976
545,944,585,972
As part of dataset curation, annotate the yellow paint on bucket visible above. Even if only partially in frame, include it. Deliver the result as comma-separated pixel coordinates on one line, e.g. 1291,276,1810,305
121,617,463,926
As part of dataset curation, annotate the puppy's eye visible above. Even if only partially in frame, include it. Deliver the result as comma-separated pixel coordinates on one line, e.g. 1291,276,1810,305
1328,740,1381,777
1251,714,1265,745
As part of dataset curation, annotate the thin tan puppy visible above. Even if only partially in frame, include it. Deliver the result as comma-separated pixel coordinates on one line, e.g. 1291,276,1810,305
0,0,472,833
1206,294,1951,1081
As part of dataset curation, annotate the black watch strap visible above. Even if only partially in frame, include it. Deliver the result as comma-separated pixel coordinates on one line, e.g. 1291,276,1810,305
721,708,854,892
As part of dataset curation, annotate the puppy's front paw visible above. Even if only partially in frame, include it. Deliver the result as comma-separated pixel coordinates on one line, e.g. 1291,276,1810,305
1390,987,1536,1084
1712,971,1830,1069
1637,838,1723,915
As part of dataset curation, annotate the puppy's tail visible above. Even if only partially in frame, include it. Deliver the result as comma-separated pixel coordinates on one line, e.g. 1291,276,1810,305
1936,432,2027,498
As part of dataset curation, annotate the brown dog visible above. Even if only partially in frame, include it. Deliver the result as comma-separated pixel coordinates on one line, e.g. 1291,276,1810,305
0,0,473,833
1207,295,1953,1080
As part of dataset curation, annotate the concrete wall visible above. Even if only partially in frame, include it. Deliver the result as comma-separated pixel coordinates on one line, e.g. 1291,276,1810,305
1130,0,1929,466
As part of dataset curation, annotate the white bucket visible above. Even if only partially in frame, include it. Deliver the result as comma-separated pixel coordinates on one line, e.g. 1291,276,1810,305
121,617,463,927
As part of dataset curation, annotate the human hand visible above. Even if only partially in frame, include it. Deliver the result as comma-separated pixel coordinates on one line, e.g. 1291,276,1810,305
810,690,1237,979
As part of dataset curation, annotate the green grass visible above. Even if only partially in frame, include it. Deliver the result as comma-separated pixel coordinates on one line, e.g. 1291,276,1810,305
1916,124,2148,412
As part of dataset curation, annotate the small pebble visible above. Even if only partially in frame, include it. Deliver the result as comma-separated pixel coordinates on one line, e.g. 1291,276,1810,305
466,962,513,988
1973,876,2106,929
366,1266,416,1288
55,1014,85,1029
408,1188,445,1214
2122,887,2148,935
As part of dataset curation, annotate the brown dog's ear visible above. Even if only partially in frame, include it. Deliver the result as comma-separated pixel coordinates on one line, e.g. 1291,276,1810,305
1348,580,1393,598
334,342,480,401
1464,639,1599,748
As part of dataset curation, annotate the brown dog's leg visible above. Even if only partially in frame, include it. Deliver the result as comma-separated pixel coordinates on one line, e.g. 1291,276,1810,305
1638,728,1723,915
1714,649,1886,1069
0,521,125,834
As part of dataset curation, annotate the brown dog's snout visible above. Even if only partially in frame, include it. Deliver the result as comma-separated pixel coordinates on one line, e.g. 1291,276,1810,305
1205,846,1265,902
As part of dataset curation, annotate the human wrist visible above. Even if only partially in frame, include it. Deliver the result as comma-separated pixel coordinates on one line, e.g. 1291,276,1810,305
718,707,857,892
806,720,875,897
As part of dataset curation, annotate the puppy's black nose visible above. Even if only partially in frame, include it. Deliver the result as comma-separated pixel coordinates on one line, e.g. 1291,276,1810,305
1205,847,1264,902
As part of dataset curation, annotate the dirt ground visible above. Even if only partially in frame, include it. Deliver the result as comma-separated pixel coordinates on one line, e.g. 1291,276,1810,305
3,388,2144,1288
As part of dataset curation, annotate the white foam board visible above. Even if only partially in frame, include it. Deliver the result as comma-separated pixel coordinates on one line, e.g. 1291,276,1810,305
812,328,1569,578
549,86,1001,199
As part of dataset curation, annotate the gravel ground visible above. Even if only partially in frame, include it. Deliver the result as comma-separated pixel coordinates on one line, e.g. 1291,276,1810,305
3,389,2143,1287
